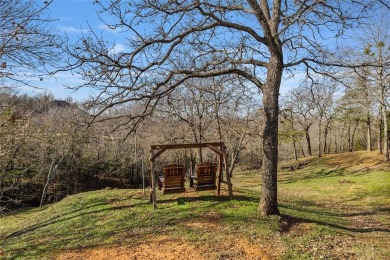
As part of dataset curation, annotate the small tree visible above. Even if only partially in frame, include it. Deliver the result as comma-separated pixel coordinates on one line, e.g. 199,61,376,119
158,78,219,162
282,87,316,156
303,78,337,157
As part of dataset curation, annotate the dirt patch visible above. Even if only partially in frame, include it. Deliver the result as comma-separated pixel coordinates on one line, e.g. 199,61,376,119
184,211,222,230
213,236,277,260
235,238,274,260
278,215,314,236
57,236,204,260
185,220,220,230
57,235,275,260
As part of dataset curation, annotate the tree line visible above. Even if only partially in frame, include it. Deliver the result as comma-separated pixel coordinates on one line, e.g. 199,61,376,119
1,0,389,216
1,72,388,212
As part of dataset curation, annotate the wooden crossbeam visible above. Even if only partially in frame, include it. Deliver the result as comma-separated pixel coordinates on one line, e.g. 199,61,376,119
151,142,223,150
150,147,169,161
205,144,226,156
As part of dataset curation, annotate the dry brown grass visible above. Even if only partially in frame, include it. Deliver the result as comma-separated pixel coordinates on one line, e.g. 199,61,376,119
323,151,389,172
57,235,275,260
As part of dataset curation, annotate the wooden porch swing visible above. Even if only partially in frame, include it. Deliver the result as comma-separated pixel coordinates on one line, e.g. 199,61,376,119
149,142,233,209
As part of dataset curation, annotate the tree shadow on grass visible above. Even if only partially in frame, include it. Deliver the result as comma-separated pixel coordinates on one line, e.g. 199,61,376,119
279,202,390,234
4,200,149,240
157,194,258,206
279,167,349,184
5,192,249,239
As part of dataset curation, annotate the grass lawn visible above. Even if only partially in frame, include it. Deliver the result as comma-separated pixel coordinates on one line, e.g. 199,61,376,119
0,151,389,259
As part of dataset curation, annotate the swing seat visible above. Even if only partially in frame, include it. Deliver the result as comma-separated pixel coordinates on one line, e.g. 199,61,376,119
161,164,186,194
190,162,217,190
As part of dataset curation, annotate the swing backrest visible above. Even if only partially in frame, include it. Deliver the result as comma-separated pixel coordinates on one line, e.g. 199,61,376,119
163,164,185,189
196,162,217,186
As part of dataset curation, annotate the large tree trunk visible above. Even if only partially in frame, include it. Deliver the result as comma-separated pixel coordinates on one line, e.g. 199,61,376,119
323,126,328,154
366,113,372,152
379,78,389,161
259,58,282,217
381,103,389,161
323,119,331,154
290,115,298,161
292,140,298,161
350,122,358,152
305,127,312,156
299,142,306,157
327,126,332,154
334,133,338,153
318,120,323,157
378,110,383,154
377,48,389,161
348,124,352,152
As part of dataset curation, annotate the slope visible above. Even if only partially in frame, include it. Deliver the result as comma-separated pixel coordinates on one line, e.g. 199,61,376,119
0,151,389,259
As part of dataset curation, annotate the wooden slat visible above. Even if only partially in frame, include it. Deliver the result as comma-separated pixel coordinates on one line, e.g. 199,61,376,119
161,164,186,192
192,162,217,189
151,142,223,150
163,187,186,194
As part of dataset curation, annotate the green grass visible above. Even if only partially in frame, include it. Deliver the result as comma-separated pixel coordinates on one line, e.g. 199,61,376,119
1,151,389,259
275,152,390,259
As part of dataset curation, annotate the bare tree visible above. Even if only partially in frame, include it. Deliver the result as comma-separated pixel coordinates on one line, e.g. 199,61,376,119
343,68,376,151
215,83,261,177
66,1,375,216
279,105,305,161
282,86,316,156
378,0,390,9
359,17,390,160
158,78,218,161
34,103,90,206
335,91,363,152
0,0,61,86
302,78,337,157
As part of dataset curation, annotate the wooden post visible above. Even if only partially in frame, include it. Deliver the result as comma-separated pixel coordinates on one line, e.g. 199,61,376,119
150,150,157,209
218,154,223,195
223,145,233,199
142,153,145,196
149,150,153,202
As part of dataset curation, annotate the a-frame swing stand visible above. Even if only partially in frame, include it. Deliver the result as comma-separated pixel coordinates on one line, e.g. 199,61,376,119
149,142,233,209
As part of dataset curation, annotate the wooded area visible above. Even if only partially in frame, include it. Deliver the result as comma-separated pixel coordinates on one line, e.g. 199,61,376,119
1,1,390,216
1,75,389,212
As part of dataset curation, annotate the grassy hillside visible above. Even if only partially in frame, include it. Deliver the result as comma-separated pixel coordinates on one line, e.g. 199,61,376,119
1,151,389,259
